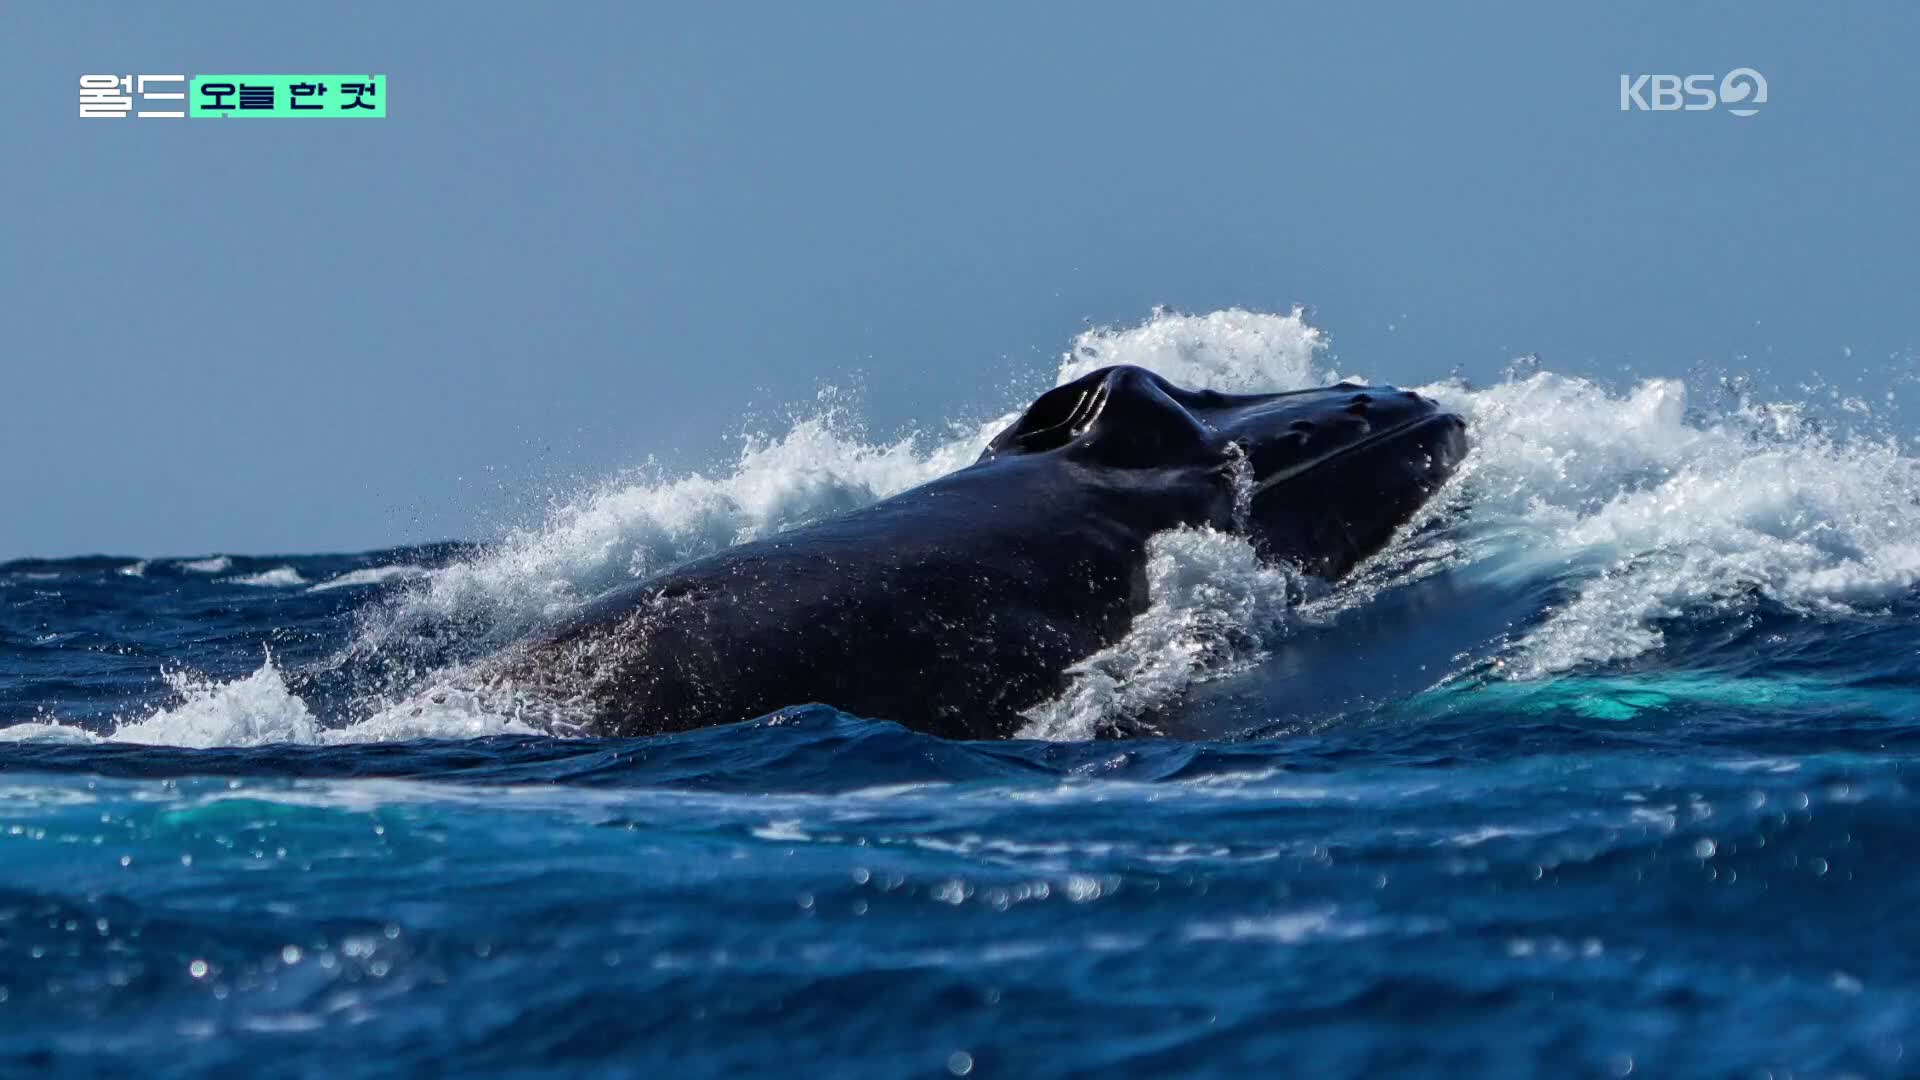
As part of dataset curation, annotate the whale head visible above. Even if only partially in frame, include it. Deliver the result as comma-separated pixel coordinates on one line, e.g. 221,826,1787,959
980,364,1468,578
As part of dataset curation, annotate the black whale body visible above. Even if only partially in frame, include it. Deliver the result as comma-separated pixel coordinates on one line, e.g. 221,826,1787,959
510,365,1468,739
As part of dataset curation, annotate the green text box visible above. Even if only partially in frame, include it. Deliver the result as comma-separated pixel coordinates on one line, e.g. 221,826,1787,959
190,75,386,118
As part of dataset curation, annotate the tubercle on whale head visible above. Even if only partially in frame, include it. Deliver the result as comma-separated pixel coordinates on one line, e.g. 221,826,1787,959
980,364,1470,577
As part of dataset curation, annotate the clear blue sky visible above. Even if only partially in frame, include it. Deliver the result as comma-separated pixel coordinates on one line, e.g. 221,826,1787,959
3,3,1916,558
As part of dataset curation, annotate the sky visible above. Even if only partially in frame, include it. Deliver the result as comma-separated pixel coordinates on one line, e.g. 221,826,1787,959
3,2,1917,559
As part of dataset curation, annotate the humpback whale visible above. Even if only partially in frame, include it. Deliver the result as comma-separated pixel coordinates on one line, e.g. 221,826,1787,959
509,365,1468,739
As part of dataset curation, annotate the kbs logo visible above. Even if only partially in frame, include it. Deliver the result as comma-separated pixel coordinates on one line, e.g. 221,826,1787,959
1619,68,1768,117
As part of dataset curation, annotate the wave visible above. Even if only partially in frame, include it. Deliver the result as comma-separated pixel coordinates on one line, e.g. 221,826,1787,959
229,566,309,588
0,655,543,749
1438,371,1920,677
178,555,232,573
308,565,431,592
6,306,1919,747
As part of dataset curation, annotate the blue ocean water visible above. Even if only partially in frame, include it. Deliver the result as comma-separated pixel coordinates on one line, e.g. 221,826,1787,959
7,311,1920,1076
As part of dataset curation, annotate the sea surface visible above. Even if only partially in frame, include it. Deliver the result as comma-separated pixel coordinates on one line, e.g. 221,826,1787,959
6,310,1920,1077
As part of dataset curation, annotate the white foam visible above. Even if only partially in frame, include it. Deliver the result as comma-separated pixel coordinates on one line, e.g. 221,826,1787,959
348,401,1008,659
1058,306,1332,391
0,658,546,748
178,556,232,573
308,565,429,593
1019,528,1302,740
1426,371,1920,677
229,567,308,588
109,661,318,748
324,678,547,744
0,721,96,744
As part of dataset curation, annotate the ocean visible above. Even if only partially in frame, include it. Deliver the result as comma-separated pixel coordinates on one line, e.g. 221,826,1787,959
5,309,1920,1077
